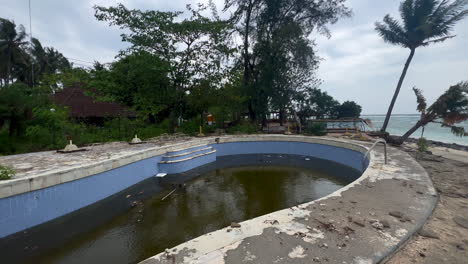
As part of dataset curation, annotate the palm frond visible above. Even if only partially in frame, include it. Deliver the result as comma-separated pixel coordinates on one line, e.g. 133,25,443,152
414,0,438,25
425,0,468,39
449,125,468,137
400,0,416,32
386,0,468,48
375,15,409,47
428,81,468,124
421,35,455,45
412,86,427,112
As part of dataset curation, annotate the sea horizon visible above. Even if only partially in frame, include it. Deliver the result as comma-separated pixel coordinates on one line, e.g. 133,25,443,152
362,115,468,146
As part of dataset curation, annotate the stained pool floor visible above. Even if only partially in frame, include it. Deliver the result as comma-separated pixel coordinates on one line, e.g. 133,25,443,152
13,154,358,264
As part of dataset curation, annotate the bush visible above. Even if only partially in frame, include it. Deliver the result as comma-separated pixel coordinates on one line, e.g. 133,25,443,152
226,123,257,134
417,137,429,153
304,122,327,136
0,165,15,180
179,119,200,136
1,110,171,155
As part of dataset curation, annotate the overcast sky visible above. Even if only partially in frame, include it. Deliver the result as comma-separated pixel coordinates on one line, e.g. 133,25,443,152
2,0,467,114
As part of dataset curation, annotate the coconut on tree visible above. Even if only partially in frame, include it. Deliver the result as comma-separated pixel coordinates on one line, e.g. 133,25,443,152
394,81,468,144
375,0,468,133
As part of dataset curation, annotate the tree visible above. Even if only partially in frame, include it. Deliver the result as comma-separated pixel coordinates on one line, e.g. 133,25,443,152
31,38,70,76
295,88,339,122
224,0,262,120
376,0,468,132
15,38,71,86
335,101,362,119
90,51,172,122
225,0,350,123
0,83,41,136
94,3,234,129
395,82,468,144
0,18,28,86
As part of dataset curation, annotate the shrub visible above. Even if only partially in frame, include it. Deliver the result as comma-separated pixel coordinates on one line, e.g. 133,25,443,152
0,165,15,180
226,123,257,134
203,124,217,134
417,137,429,153
179,119,200,136
304,122,327,136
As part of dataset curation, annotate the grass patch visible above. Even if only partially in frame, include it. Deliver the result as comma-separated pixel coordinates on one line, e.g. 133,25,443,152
0,165,15,180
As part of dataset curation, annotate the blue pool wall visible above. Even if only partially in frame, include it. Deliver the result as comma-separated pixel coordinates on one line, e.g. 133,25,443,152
212,141,365,171
0,140,366,238
0,155,162,238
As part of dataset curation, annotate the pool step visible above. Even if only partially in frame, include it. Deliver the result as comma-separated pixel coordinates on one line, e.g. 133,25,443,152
162,147,213,161
158,145,216,174
165,144,209,156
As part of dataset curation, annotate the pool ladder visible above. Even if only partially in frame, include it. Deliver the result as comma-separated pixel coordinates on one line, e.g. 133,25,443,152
362,139,387,171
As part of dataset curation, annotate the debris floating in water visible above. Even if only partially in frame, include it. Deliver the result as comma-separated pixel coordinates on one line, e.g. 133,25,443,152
161,189,176,201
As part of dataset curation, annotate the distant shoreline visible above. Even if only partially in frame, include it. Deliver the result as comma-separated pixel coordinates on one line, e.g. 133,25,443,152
361,114,420,116
401,137,468,152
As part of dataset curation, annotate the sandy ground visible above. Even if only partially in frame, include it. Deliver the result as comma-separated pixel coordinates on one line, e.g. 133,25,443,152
386,145,468,264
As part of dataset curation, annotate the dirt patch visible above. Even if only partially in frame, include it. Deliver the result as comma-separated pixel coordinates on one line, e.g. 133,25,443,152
386,150,468,264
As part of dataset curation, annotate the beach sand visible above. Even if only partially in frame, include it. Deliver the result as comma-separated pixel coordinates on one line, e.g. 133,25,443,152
386,144,468,264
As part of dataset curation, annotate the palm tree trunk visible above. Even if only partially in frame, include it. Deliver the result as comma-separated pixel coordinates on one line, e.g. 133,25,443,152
381,48,416,132
7,48,12,85
244,0,254,121
397,119,424,144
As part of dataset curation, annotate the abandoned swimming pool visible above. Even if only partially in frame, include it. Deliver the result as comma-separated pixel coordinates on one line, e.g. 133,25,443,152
8,154,359,263
0,135,437,264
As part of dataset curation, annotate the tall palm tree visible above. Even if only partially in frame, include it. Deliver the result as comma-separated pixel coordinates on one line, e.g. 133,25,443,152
375,0,468,132
29,38,70,78
0,18,28,86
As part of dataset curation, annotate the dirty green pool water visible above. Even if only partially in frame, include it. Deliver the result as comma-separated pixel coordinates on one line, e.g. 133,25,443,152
25,156,353,264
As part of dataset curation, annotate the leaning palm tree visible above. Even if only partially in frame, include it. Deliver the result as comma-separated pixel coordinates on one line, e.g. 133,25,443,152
0,18,28,85
394,81,468,144
376,0,468,132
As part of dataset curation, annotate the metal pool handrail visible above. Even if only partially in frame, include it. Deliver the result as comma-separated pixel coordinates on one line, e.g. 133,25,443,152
362,139,387,171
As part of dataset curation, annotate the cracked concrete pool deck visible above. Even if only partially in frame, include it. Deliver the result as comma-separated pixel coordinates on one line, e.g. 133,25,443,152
139,139,437,264
0,135,194,180
0,135,438,263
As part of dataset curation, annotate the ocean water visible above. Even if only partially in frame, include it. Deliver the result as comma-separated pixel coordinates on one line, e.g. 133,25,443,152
363,115,468,146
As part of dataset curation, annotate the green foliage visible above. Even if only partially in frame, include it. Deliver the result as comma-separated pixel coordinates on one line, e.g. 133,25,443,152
225,0,350,122
0,100,168,154
304,122,327,136
417,137,429,153
398,81,468,143
0,2,361,155
375,0,468,49
226,123,258,134
0,18,70,87
0,164,15,180
335,101,362,119
0,83,48,137
90,51,172,119
178,119,201,136
296,88,339,122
